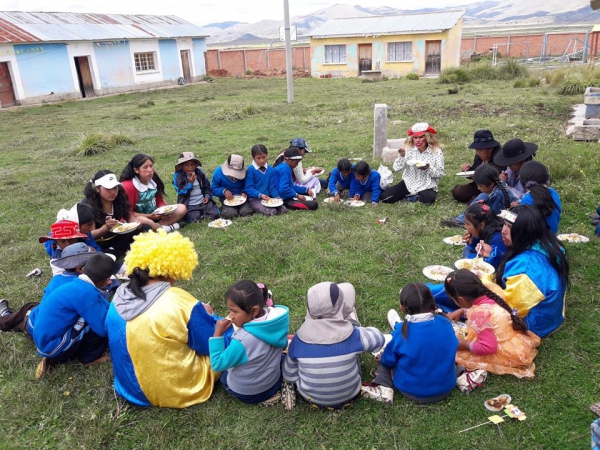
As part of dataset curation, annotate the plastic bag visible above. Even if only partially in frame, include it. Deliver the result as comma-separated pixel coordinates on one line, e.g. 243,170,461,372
377,164,393,190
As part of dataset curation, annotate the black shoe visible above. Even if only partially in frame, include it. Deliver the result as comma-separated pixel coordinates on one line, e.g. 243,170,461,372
177,220,189,229
0,299,12,317
440,219,464,228
589,213,600,220
592,219,600,226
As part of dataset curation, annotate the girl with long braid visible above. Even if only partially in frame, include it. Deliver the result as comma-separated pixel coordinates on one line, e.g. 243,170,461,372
441,164,521,228
519,161,562,233
445,269,541,379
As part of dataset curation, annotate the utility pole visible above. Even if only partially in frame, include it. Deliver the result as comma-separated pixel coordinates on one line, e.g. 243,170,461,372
283,0,294,103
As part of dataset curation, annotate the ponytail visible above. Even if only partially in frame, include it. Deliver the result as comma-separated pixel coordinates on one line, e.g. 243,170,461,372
128,267,151,300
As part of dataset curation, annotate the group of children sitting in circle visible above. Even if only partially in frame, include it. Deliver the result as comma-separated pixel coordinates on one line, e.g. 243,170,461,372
0,124,571,410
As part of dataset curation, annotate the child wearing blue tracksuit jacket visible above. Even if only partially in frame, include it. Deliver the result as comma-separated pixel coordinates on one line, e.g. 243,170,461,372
273,147,318,211
27,254,114,376
210,280,289,404
212,154,254,219
327,158,355,200
173,152,220,222
349,161,382,204
245,144,287,216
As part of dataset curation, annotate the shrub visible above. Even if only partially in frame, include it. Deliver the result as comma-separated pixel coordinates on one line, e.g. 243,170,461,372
527,78,541,87
496,59,528,80
558,74,589,96
513,79,526,88
111,134,135,146
78,133,112,156
405,72,419,80
138,100,155,108
438,67,469,84
468,61,497,80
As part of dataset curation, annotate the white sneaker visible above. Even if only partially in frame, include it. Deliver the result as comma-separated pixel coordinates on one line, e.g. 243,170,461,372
360,385,394,404
387,309,402,329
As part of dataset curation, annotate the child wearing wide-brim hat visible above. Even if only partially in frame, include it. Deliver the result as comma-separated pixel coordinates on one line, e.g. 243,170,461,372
211,154,254,219
452,130,506,203
493,138,537,194
172,152,220,223
39,220,90,275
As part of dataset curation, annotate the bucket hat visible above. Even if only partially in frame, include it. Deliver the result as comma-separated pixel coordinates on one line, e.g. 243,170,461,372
493,139,537,166
52,242,96,269
221,154,247,179
175,152,202,171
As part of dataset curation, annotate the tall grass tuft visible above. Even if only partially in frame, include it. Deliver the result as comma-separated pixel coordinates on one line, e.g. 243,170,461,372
467,61,497,80
211,104,259,121
111,134,135,146
438,67,469,84
405,72,419,80
496,59,529,80
78,132,113,156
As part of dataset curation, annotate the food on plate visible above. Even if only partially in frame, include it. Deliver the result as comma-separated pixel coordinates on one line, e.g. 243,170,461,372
345,200,365,207
486,394,511,410
422,265,454,281
407,159,426,168
208,219,231,228
224,196,246,207
443,235,466,245
557,233,589,243
112,223,138,233
455,258,494,276
155,204,177,215
323,197,337,203
452,322,468,339
262,198,284,207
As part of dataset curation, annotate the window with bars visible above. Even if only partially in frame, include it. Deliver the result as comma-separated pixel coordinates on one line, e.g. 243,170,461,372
387,42,412,61
325,45,346,63
134,52,156,71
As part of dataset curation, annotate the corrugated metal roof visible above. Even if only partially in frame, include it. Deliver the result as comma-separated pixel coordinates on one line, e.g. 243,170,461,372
0,11,208,43
307,10,465,38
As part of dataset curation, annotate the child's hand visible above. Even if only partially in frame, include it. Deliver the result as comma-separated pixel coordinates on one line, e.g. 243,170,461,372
398,147,405,158
510,200,520,208
312,167,323,175
242,193,247,198
499,171,508,182
334,194,341,202
202,197,210,204
447,309,463,322
462,231,472,244
461,163,471,172
476,242,492,258
307,189,315,198
214,319,232,336
375,353,382,363
187,173,197,183
261,194,270,201
224,190,234,200
105,216,119,228
353,194,360,201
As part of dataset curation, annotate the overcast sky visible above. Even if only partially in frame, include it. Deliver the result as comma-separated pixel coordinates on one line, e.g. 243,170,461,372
2,0,467,26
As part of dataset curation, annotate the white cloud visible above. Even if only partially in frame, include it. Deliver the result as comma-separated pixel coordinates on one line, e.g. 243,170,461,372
3,1,466,26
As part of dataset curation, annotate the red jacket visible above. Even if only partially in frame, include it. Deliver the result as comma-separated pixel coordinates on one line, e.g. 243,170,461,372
121,179,165,214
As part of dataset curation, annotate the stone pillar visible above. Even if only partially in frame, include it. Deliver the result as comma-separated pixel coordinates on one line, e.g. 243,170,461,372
373,103,388,159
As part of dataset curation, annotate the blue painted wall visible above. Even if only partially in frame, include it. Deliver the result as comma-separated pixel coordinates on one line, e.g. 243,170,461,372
94,41,134,88
158,39,180,79
192,38,207,76
14,43,73,97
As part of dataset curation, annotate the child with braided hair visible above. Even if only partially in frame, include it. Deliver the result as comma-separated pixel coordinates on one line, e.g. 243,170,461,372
441,164,521,228
445,269,541,379
519,161,561,233
462,202,507,269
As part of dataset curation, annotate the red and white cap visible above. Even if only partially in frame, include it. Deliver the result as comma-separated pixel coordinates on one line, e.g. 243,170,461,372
407,122,436,137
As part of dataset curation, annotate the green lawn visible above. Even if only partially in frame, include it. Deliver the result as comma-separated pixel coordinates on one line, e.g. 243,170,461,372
0,76,599,449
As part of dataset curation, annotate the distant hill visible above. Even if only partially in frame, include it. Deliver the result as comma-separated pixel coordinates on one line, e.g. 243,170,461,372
203,0,596,45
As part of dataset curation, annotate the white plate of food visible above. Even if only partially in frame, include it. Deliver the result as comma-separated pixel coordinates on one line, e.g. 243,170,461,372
223,195,247,207
443,235,466,246
345,200,365,207
455,258,495,277
154,204,178,215
485,394,512,412
452,321,468,339
455,171,475,177
557,233,589,243
323,197,339,203
406,159,427,168
208,219,232,229
422,265,454,281
306,167,325,176
261,198,284,208
111,222,139,234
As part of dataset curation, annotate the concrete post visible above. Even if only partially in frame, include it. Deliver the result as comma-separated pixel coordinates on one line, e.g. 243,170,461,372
373,103,388,159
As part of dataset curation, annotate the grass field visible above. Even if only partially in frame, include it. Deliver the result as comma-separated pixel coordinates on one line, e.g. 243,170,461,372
0,76,599,449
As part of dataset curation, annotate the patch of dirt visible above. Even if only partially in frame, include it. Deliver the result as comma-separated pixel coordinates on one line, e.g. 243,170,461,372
209,69,231,77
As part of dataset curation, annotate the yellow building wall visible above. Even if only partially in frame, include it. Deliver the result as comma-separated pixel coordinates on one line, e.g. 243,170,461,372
310,19,463,78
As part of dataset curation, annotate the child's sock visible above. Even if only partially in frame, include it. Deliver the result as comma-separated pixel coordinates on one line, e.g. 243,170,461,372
162,223,180,233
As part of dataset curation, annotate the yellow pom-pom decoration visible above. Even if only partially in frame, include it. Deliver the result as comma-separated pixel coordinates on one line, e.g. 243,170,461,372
124,229,198,280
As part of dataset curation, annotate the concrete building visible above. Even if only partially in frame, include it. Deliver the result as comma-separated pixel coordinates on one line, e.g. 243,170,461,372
0,11,209,107
307,11,465,78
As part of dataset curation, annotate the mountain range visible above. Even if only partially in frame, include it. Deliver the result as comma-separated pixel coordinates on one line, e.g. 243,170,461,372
202,0,595,45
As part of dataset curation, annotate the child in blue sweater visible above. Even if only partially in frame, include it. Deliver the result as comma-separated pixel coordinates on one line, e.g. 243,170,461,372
327,158,355,201
210,280,290,405
519,161,561,234
361,283,458,404
28,253,114,378
211,154,254,220
273,147,319,211
462,202,507,269
349,161,381,205
245,144,287,216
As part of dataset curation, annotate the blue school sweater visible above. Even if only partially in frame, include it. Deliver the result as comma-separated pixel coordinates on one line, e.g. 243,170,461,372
211,167,245,200
380,315,458,398
245,165,280,199
327,166,355,196
274,162,308,199
28,276,109,358
349,170,382,202
520,187,562,234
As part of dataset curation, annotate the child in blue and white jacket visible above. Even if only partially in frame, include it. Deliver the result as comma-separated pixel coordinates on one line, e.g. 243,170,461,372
211,154,254,219
210,280,289,404
349,161,382,205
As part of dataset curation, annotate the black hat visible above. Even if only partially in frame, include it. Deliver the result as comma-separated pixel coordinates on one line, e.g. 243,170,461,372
468,130,501,150
493,138,537,166
283,147,303,160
